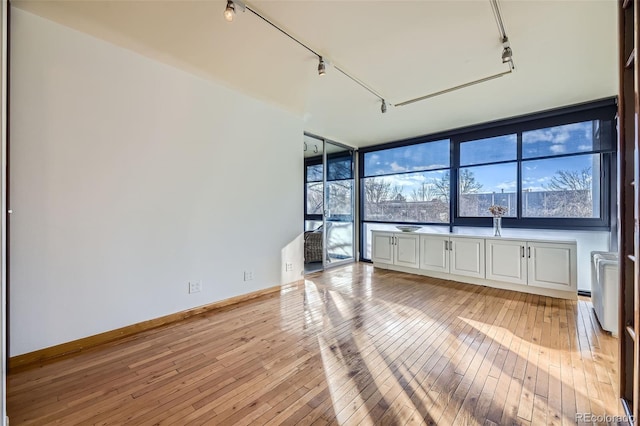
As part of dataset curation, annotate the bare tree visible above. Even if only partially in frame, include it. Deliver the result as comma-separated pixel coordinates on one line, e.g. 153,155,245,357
547,167,592,191
364,178,403,204
306,182,323,214
410,182,435,202
536,166,594,218
459,169,483,194
363,178,404,220
433,170,482,202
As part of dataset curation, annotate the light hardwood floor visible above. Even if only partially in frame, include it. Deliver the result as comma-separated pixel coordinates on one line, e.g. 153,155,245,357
8,263,621,425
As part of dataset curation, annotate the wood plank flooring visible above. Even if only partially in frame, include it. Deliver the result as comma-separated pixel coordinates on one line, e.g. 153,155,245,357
8,263,621,425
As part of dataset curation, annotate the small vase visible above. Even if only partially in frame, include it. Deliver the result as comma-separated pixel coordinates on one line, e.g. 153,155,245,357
493,217,502,236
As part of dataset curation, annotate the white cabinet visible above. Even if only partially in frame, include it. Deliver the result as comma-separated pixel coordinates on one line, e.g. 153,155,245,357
371,230,578,299
420,235,485,278
419,235,449,273
527,241,576,291
450,237,485,279
485,240,576,291
371,232,419,268
395,233,420,268
371,232,395,265
486,239,527,285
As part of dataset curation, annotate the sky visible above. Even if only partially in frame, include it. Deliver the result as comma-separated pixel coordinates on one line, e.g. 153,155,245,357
362,121,599,196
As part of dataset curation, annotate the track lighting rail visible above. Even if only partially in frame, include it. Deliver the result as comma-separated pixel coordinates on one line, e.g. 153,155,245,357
224,0,515,113
394,69,513,107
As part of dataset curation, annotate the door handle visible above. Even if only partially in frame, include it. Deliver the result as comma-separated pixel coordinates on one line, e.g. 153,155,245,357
449,240,453,251
527,247,531,258
521,246,525,258
444,240,448,251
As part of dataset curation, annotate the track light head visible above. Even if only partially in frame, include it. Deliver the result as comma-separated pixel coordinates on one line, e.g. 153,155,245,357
501,46,513,63
224,0,235,21
501,36,512,64
381,99,387,114
318,57,326,76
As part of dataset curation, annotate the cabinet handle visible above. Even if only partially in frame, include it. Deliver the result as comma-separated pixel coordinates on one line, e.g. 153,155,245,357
389,236,393,246
449,241,453,251
521,246,525,258
394,236,397,245
444,240,448,251
527,247,531,258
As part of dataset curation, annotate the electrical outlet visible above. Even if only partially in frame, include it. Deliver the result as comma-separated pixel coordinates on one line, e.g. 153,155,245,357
243,271,253,281
285,263,293,272
189,281,202,294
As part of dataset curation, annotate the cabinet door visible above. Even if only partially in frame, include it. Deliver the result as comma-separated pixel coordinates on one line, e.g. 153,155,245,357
486,239,527,285
419,235,449,273
395,233,420,268
371,232,394,265
527,241,577,291
450,237,485,278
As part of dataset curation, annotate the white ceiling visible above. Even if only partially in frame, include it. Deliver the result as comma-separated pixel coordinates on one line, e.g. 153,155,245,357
13,0,618,148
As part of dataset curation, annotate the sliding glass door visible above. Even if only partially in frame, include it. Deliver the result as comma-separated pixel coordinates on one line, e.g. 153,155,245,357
323,140,355,268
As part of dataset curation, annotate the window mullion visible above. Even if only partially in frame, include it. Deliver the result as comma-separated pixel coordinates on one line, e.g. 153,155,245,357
517,132,523,219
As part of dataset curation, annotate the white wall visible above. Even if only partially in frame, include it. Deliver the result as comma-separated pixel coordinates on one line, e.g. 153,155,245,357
9,9,304,356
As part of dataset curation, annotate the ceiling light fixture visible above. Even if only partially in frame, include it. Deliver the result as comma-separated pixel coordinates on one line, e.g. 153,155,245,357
224,0,246,22
501,46,512,63
491,0,515,70
381,99,387,114
223,0,235,22
318,56,326,76
223,0,388,112
500,36,514,70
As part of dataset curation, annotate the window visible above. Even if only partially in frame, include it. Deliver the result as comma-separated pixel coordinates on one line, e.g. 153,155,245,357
362,139,450,224
522,121,602,158
522,154,600,218
458,134,517,218
458,163,518,217
520,122,603,219
460,134,517,166
326,153,353,219
305,162,323,216
454,118,610,223
305,153,354,219
358,99,616,261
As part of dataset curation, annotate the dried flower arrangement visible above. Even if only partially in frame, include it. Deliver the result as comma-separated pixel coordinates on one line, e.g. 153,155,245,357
488,205,508,217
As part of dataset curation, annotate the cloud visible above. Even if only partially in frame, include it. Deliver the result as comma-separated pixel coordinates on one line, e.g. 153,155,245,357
522,122,590,146
390,162,407,172
550,144,566,154
496,180,517,190
415,164,449,171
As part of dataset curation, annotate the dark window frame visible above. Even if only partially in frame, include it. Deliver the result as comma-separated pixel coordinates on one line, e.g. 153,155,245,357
452,107,614,229
304,156,323,222
305,151,356,223
358,97,617,261
360,139,452,227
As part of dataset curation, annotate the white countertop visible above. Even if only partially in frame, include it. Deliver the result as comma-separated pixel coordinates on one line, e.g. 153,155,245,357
372,229,577,245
